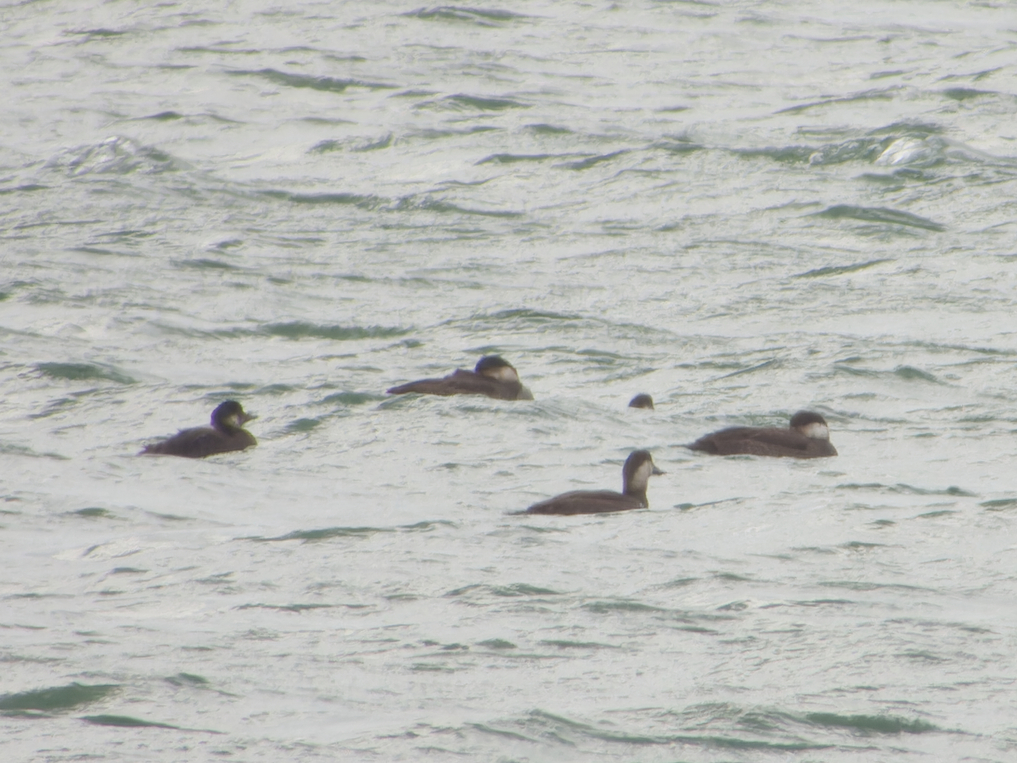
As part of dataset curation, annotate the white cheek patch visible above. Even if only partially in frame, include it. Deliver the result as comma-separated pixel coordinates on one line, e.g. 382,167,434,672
488,366,519,383
632,460,654,487
800,422,830,440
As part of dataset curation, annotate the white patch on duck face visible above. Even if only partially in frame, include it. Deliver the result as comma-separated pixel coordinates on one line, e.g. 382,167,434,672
629,459,655,490
485,365,519,383
799,422,830,440
229,411,252,428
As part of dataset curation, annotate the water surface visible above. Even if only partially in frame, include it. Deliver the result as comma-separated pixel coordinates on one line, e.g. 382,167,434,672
3,2,1017,761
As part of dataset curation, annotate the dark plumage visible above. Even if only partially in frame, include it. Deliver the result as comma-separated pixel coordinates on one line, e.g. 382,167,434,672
386,355,533,401
688,410,837,459
141,400,257,458
628,393,654,410
524,450,664,515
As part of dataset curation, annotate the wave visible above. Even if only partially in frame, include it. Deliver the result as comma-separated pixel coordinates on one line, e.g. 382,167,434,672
251,520,453,543
257,189,384,209
258,322,409,340
228,68,395,93
34,362,137,384
813,205,945,231
0,683,118,716
43,137,180,177
415,93,530,111
794,258,891,278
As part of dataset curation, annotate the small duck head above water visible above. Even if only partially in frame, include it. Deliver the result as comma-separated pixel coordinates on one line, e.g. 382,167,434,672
619,449,665,502
210,400,256,432
789,410,830,441
474,355,521,384
628,393,654,410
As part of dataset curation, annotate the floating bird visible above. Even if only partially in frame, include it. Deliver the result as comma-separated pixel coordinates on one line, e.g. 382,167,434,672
387,355,533,401
141,400,257,458
524,450,664,515
688,410,837,459
628,393,654,409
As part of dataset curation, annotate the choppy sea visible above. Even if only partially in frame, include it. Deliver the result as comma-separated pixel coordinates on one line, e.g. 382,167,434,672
3,1,1017,761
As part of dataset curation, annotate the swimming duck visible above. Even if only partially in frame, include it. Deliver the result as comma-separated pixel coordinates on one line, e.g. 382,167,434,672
628,393,654,409
524,449,664,515
141,400,257,458
387,355,533,401
688,410,837,459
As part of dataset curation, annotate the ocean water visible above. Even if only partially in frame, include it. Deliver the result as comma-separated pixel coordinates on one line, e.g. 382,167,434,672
3,1,1017,760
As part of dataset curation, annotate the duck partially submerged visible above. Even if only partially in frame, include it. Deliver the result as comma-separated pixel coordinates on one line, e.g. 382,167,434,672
387,355,533,401
688,410,837,459
141,400,257,458
524,450,664,515
628,393,654,410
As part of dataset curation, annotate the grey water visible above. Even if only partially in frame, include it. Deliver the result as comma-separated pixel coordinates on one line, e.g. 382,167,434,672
2,1,1017,760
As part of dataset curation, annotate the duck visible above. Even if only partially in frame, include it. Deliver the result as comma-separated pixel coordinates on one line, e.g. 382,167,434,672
628,393,654,409
141,400,257,458
524,450,664,515
386,355,533,401
687,410,837,459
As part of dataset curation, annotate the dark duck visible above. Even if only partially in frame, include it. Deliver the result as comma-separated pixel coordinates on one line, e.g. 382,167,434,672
688,410,837,459
524,450,664,515
628,393,654,410
387,355,533,401
141,400,257,458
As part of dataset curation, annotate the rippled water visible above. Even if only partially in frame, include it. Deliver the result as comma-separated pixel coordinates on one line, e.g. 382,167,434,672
3,1,1017,761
